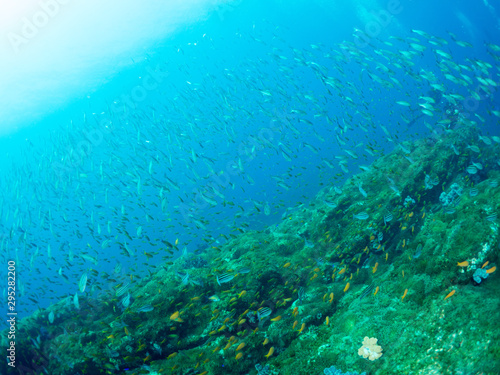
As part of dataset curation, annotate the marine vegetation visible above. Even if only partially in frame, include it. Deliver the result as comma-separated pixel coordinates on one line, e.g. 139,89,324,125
0,17,499,375
4,122,499,375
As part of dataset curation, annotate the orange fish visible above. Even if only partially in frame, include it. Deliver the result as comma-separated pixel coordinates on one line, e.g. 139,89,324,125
481,261,489,269
270,315,282,322
457,261,469,267
236,342,246,351
297,322,306,333
325,316,329,326
328,292,334,303
265,347,274,359
338,267,347,275
401,288,408,301
292,307,298,316
373,286,379,296
385,252,388,261
235,352,243,360
283,262,291,268
486,266,496,274
343,282,350,292
263,338,269,346
372,262,378,273
444,290,455,300
292,320,298,330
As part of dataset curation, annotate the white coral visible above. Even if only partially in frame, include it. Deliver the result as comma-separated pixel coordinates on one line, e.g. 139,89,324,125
358,336,383,361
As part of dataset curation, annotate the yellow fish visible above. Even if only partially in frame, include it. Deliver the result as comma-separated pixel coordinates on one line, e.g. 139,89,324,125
265,347,275,359
401,288,408,301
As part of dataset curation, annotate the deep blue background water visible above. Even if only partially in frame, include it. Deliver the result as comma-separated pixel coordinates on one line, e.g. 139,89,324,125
0,0,499,325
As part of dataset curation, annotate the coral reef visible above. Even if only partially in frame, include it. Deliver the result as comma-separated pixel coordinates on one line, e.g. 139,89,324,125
2,124,499,375
357,337,383,361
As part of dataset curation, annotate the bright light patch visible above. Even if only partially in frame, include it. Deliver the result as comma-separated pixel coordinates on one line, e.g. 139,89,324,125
0,0,232,136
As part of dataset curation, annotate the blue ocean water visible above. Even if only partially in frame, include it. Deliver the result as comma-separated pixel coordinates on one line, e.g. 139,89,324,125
0,0,499,373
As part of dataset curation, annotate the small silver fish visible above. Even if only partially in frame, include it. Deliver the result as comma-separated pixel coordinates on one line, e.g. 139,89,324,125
413,244,422,259
323,199,337,208
73,293,80,310
115,282,131,297
384,212,393,225
466,165,478,174
109,320,128,329
353,212,369,220
216,273,234,285
121,292,131,308
467,145,480,153
357,182,367,198
79,272,88,293
257,307,272,320
136,304,154,313
486,213,498,222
